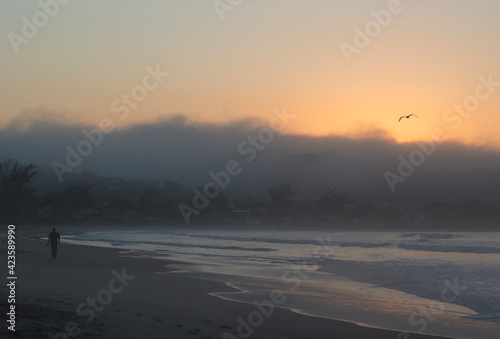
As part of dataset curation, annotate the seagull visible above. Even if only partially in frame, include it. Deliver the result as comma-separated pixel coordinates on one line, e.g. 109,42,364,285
398,114,418,122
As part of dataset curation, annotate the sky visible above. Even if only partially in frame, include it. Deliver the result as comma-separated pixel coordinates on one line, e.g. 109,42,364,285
2,0,500,147
3,116,500,203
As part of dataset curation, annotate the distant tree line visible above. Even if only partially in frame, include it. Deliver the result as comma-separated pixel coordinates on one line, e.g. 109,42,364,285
1,159,499,230
0,159,38,222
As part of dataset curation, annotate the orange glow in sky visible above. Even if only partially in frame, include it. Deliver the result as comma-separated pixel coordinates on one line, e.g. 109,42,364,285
2,1,500,148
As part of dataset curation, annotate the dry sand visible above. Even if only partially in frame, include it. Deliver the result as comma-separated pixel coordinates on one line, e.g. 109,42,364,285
0,225,457,339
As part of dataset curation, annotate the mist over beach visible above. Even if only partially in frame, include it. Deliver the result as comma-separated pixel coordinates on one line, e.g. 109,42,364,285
1,1,500,338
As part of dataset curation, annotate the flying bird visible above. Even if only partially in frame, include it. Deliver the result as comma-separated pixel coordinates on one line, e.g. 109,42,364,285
398,114,418,122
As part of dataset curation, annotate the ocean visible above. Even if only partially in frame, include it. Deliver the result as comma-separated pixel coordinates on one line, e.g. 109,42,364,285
63,228,500,339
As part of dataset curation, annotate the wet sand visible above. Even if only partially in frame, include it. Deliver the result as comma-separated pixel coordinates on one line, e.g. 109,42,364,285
0,225,458,339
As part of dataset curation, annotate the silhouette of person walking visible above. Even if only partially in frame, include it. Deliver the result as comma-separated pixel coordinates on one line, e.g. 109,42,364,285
47,228,60,259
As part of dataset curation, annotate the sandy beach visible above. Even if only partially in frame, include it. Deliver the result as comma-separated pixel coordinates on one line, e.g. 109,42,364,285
1,225,460,339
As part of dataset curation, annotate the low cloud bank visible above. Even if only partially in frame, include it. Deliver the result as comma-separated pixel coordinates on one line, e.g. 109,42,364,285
2,112,500,203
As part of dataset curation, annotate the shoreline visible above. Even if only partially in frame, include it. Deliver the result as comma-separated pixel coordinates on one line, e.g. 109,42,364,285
195,268,495,339
0,225,484,338
10,219,500,232
54,226,500,336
